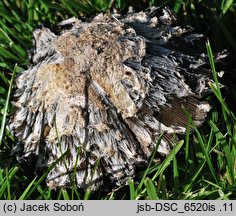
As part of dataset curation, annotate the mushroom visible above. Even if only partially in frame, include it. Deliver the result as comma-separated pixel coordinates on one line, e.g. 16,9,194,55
9,7,223,190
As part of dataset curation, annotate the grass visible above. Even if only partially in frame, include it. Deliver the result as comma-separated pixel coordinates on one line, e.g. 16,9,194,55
0,0,236,200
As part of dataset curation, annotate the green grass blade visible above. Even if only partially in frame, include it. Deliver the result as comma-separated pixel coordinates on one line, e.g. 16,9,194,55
6,168,11,200
0,64,17,148
173,151,179,199
62,188,71,200
0,86,6,95
28,0,36,23
0,70,10,86
22,150,69,200
209,120,235,185
206,40,221,95
35,185,51,200
0,47,21,61
194,126,218,184
19,176,38,200
173,0,182,13
129,179,136,200
152,140,184,181
0,166,19,199
144,178,158,200
83,188,91,200
183,106,218,185
221,0,234,14
160,174,168,199
72,146,81,200
183,160,206,195
185,112,191,171
136,140,184,199
135,134,163,194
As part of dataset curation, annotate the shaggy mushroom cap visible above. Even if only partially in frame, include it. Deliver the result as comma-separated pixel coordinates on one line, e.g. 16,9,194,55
9,7,224,190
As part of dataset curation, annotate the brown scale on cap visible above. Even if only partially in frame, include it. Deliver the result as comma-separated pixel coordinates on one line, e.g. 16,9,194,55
9,7,225,190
